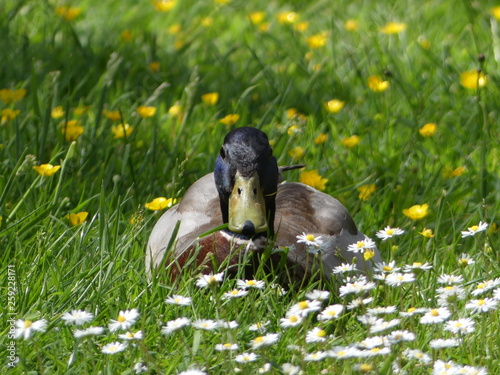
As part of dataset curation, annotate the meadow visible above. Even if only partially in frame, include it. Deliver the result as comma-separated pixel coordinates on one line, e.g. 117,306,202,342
1,0,499,373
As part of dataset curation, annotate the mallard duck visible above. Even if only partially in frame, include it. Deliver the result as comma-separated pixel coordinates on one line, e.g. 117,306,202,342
146,127,380,282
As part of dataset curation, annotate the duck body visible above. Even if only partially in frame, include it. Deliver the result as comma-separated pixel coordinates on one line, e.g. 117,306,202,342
146,127,380,282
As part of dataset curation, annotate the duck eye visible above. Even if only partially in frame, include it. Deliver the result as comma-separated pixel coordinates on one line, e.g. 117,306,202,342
220,147,226,159
253,188,257,195
237,188,242,195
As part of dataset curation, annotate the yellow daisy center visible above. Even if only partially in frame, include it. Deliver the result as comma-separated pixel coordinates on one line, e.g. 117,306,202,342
386,229,394,235
430,309,439,316
289,315,298,322
117,315,126,323
299,301,309,309
23,320,32,329
254,336,264,343
246,280,256,286
478,299,485,306
305,234,315,242
470,225,479,231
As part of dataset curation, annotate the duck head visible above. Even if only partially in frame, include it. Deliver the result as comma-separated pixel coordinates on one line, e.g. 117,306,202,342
214,127,279,237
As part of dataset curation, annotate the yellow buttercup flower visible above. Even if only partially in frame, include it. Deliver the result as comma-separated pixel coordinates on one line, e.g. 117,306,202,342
168,103,183,116
121,30,133,43
33,164,61,177
341,135,360,148
294,21,309,32
153,0,175,12
364,249,376,261
419,228,434,238
219,114,240,126
103,109,122,121
344,19,358,31
111,123,133,139
66,212,89,226
249,11,265,25
313,133,327,144
55,6,82,21
491,6,500,20
419,123,437,137
403,204,429,220
1,108,21,124
380,22,407,34
149,61,161,72
168,24,182,34
324,99,345,113
137,105,157,118
0,88,27,103
367,75,389,92
73,106,90,116
201,92,219,105
460,70,487,89
277,11,298,24
145,197,177,211
445,166,466,178
306,32,328,49
357,184,376,201
51,106,65,119
288,146,305,160
61,120,84,141
300,170,328,191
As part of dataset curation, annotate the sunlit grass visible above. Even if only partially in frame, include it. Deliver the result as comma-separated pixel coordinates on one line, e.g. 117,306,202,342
1,0,499,374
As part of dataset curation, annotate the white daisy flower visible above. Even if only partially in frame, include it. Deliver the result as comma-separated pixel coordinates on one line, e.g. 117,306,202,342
280,314,304,328
287,299,322,317
251,333,279,349
161,317,190,334
217,320,239,329
258,363,272,373
118,330,143,340
367,306,397,315
305,327,328,343
402,348,431,364
296,233,324,247
61,310,94,326
237,279,266,289
282,363,301,375
403,262,432,272
373,260,400,273
429,338,461,349
318,304,344,321
339,276,376,296
386,330,416,344
73,326,105,338
178,369,207,375
358,346,391,357
357,314,380,326
108,309,139,332
195,272,224,288
457,253,475,267
248,321,270,332
305,289,330,301
437,274,464,285
346,297,374,310
369,318,400,334
376,226,404,240
433,360,459,374
384,272,415,287
471,278,500,296
215,343,239,351
332,263,358,274
461,221,488,238
347,236,376,253
328,346,359,359
419,307,452,324
444,318,475,335
357,336,389,349
399,307,428,317
494,288,500,300
223,289,249,299
165,295,192,306
304,351,328,361
436,285,467,306
133,362,148,374
192,319,218,331
102,341,127,354
14,319,47,340
235,352,258,363
465,298,498,313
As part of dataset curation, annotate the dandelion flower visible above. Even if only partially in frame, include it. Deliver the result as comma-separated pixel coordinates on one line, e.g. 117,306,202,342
215,342,239,351
195,272,224,288
419,307,451,324
33,164,61,176
235,352,258,363
165,294,191,306
357,184,376,200
237,279,265,289
161,317,190,334
444,318,475,335
299,170,328,191
73,326,105,338
419,123,437,137
66,212,89,226
108,309,140,332
61,310,94,325
111,123,133,139
465,298,498,313
14,319,47,340
461,221,488,238
341,135,360,148
347,237,376,253
402,204,429,220
376,226,404,240
318,304,344,321
251,333,279,349
145,197,177,211
102,341,127,354
460,70,487,89
136,105,157,118
192,319,218,331
118,330,143,340
367,75,389,92
380,22,407,34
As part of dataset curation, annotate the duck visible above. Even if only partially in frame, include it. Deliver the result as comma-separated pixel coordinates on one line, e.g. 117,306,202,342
146,127,381,283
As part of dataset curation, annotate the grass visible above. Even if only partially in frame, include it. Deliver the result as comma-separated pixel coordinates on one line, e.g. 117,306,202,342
1,0,499,373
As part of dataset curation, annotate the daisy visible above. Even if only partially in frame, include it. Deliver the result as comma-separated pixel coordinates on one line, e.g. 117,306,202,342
118,330,143,340
429,338,461,349
305,327,328,343
346,297,374,310
165,295,192,306
471,278,500,296
461,221,488,238
195,272,224,288
178,369,207,375
385,272,415,287
14,319,47,340
304,351,328,361
376,226,404,240
367,306,397,315
437,274,464,285
328,346,358,359
215,343,239,351
369,318,400,334
399,307,428,317
357,336,389,349
332,263,358,274
280,314,304,328
374,260,400,273
339,276,376,296
248,321,270,332
61,310,94,326
287,299,322,317
258,363,272,373
457,253,475,267
357,314,380,326
161,317,190,334
102,341,127,354
402,348,431,364
217,320,239,329
358,347,391,357
192,319,218,331
237,279,265,289
108,309,139,332
419,308,451,324
318,304,344,321
444,318,475,335
223,289,249,299
250,333,279,349
296,233,324,247
436,285,467,305
235,352,258,363
282,363,301,375
465,298,498,313
386,330,416,344
133,362,148,374
347,236,376,253
403,262,432,272
305,289,330,301
74,326,105,338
